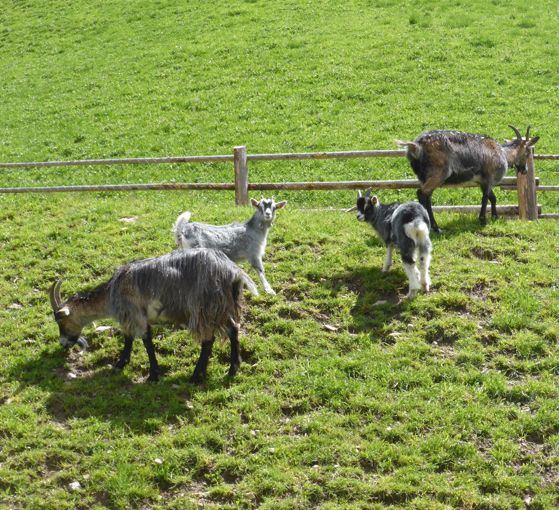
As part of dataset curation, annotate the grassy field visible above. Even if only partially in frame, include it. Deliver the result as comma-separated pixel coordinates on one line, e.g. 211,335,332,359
1,0,559,508
1,193,559,509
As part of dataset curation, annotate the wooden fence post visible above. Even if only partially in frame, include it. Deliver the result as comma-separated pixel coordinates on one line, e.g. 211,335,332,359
234,145,248,206
516,147,538,220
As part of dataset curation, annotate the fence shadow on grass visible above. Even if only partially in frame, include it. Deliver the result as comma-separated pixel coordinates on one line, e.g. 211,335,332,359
8,345,232,433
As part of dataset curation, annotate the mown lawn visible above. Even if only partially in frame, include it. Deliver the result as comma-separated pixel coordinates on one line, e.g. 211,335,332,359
1,192,558,509
1,0,559,508
1,0,558,211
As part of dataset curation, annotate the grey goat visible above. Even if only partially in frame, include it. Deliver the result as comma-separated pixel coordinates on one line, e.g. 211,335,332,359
173,198,286,294
356,190,432,298
397,125,539,231
48,249,258,383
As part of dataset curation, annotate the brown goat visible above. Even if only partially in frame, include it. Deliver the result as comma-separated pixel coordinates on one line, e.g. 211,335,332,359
397,126,539,231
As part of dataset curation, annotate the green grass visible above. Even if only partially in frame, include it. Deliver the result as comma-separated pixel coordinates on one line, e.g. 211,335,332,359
1,0,559,508
0,0,558,210
1,193,558,509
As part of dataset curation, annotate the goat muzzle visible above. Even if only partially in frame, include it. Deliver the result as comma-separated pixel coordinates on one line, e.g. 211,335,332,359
60,335,89,351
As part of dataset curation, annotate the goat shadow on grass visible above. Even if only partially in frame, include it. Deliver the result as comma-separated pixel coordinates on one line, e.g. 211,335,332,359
427,213,500,237
8,346,232,434
323,265,416,335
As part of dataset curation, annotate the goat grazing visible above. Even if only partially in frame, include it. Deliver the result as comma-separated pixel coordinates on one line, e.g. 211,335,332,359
397,125,539,232
173,197,286,295
48,249,258,383
356,190,432,298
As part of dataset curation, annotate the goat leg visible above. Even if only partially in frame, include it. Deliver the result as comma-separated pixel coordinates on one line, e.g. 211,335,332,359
479,187,490,226
227,323,241,378
400,238,421,298
417,189,440,233
488,189,498,220
189,337,214,384
252,258,276,295
114,335,134,371
141,326,160,382
382,244,393,272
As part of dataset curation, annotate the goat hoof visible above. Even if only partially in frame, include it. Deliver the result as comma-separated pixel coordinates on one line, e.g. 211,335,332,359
406,289,419,299
265,288,276,295
188,373,205,385
227,365,240,378
146,373,159,383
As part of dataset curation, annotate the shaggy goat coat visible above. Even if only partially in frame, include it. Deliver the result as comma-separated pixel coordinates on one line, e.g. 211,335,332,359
49,249,258,382
108,249,257,341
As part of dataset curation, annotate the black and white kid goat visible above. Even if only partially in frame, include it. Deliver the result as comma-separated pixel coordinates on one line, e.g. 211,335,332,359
49,249,258,383
173,197,286,294
355,190,432,298
397,125,539,231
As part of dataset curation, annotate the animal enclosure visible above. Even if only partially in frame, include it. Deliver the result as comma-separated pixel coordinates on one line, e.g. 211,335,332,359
0,145,558,218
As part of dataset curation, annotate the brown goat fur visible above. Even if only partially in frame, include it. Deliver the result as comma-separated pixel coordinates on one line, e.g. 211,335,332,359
397,126,539,231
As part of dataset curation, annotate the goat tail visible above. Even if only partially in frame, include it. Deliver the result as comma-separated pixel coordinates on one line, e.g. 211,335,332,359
238,269,259,297
172,211,192,248
404,219,431,247
396,140,421,159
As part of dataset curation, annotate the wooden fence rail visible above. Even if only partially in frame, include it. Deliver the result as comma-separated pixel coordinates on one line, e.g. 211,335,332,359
0,146,557,218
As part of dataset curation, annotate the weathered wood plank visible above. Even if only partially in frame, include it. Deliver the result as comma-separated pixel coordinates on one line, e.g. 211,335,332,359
248,176,522,191
234,146,249,205
0,155,233,169
517,148,539,220
247,149,406,161
0,183,236,193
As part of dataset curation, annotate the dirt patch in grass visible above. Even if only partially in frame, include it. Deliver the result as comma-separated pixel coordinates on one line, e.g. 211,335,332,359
468,281,495,300
470,247,500,262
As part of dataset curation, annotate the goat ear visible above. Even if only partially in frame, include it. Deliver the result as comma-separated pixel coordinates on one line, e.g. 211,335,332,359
370,196,379,206
397,140,420,158
250,198,259,208
274,201,287,209
528,136,540,147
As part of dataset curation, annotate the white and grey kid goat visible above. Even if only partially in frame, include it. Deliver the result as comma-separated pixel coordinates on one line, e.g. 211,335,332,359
356,190,432,298
173,198,286,294
397,125,539,231
49,249,258,383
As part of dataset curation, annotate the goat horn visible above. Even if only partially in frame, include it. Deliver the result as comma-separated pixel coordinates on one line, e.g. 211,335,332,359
525,126,531,140
364,188,372,198
508,125,522,140
48,279,63,310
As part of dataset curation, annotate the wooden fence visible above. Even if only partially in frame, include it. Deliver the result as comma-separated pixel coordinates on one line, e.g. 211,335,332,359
1,147,558,218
